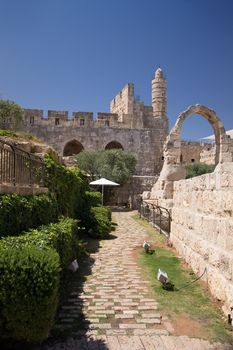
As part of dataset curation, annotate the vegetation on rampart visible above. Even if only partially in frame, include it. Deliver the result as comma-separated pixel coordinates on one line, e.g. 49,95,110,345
0,129,42,142
185,162,215,178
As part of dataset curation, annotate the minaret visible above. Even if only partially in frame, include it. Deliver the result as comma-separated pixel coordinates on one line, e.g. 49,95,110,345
152,67,167,119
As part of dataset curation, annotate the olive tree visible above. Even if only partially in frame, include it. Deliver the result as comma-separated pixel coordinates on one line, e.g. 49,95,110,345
75,149,137,184
0,100,23,130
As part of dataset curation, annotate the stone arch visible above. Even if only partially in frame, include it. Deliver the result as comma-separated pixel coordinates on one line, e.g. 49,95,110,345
63,139,84,156
159,105,231,182
105,141,124,150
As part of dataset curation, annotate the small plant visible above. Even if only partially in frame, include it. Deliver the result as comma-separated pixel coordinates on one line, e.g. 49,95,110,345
185,163,215,178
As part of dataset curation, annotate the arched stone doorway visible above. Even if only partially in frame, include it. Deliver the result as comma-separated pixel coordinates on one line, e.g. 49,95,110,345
148,104,232,207
105,141,124,150
160,104,230,182
63,140,84,156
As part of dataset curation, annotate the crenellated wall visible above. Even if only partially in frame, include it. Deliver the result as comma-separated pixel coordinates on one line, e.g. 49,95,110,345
19,75,169,177
171,163,233,315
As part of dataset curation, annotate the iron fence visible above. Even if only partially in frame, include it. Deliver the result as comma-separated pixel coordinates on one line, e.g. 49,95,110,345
0,139,45,187
139,200,171,237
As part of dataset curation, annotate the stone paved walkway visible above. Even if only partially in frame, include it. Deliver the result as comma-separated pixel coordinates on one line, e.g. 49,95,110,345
41,211,233,349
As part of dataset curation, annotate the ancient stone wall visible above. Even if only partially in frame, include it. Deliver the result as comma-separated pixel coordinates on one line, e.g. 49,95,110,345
170,163,233,315
23,122,166,176
108,175,158,209
110,83,135,120
180,141,209,164
19,70,170,177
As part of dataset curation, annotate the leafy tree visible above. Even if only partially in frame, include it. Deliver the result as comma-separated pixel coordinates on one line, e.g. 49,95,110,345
0,99,23,130
74,149,101,181
76,149,137,184
185,162,215,178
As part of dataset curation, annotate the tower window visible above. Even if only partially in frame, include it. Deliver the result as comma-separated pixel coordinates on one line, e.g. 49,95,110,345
30,116,34,125
105,120,110,127
55,118,60,125
80,119,85,126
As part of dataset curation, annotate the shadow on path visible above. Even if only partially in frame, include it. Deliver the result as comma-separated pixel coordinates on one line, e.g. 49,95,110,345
33,234,113,350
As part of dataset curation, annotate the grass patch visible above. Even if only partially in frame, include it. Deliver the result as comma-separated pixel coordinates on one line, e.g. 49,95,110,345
132,214,233,343
0,129,42,142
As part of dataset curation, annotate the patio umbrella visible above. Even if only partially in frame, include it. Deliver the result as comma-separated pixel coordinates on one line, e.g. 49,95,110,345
89,178,119,205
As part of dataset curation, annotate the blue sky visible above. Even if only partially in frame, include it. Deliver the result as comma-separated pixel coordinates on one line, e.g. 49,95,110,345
0,0,232,139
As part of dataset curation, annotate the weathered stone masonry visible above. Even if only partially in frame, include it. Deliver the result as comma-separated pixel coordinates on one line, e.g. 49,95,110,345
171,163,233,316
147,104,233,316
22,69,169,177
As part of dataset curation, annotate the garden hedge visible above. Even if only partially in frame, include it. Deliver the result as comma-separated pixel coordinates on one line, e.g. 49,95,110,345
0,244,60,343
0,217,85,343
0,193,57,238
44,156,89,218
1,217,85,271
88,206,113,239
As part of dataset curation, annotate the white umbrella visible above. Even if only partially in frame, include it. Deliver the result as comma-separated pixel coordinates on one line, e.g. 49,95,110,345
89,178,119,205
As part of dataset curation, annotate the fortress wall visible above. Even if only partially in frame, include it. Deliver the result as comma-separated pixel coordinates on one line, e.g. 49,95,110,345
48,110,68,121
23,108,145,129
109,175,158,209
180,141,216,165
23,123,165,176
170,163,233,315
72,112,94,127
180,141,202,164
110,83,134,118
20,68,169,178
95,113,119,128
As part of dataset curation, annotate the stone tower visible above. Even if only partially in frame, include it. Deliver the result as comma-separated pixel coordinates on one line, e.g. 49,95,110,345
152,67,167,119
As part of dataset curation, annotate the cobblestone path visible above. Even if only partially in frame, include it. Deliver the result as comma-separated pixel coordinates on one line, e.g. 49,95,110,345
42,211,232,349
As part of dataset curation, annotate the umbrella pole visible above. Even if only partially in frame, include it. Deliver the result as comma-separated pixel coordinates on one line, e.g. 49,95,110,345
102,185,104,205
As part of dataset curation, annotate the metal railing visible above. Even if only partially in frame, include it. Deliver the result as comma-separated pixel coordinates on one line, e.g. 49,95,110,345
139,200,171,237
0,139,45,187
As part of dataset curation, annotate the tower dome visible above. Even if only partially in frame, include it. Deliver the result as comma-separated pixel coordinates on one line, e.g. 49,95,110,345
155,67,164,79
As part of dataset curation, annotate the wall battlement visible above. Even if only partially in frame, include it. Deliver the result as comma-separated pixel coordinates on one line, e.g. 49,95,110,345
23,79,166,130
23,109,124,128
12,68,169,177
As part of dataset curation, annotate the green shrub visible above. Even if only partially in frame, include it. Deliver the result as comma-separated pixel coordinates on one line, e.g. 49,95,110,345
84,190,102,207
185,163,215,179
0,244,60,343
1,217,85,271
44,155,89,219
88,206,113,239
0,193,57,238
